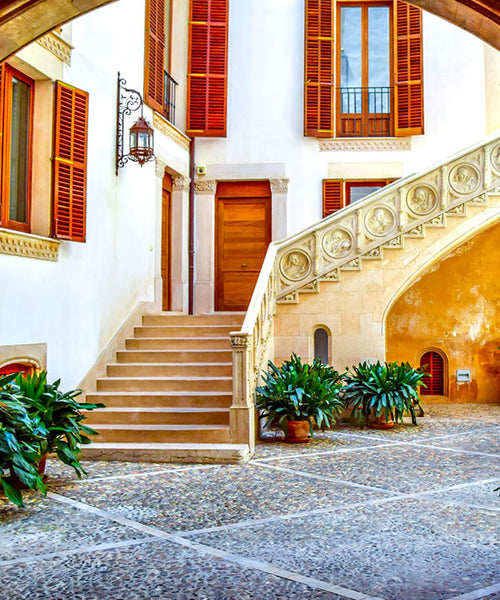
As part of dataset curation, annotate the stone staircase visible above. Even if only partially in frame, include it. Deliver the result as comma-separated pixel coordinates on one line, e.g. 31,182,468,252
81,313,251,463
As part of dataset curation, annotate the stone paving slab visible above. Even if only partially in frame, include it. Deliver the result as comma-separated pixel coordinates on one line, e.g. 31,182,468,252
194,498,500,600
53,464,386,533
411,429,499,455
0,538,344,600
0,495,146,562
43,457,189,487
261,444,500,493
429,480,500,512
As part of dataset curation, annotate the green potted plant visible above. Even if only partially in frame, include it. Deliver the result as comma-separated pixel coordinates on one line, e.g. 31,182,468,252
12,370,105,479
256,354,344,442
342,360,426,429
0,373,46,507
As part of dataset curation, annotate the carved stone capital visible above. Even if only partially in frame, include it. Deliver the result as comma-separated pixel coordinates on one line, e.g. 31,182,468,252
195,180,217,194
173,175,190,191
0,229,59,261
270,178,290,194
155,159,167,178
230,333,253,348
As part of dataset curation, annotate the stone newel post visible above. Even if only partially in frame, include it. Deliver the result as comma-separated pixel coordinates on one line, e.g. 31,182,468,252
229,331,256,452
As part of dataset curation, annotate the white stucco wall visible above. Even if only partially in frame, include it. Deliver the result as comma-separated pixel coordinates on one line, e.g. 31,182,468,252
0,0,188,388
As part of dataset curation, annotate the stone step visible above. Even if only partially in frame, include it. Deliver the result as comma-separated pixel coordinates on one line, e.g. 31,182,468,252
96,376,232,392
86,407,230,426
85,391,232,408
134,325,235,338
93,424,230,444
142,313,244,326
125,337,231,350
80,442,250,464
106,363,232,378
116,349,233,364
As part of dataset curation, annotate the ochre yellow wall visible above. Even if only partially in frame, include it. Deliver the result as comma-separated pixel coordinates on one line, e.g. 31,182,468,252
386,222,500,403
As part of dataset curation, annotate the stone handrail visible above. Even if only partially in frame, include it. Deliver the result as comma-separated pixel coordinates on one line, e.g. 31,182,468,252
229,132,500,442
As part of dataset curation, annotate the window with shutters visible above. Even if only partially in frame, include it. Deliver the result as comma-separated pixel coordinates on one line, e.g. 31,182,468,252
0,64,34,233
144,0,178,125
420,349,447,396
305,0,423,138
323,178,395,217
186,0,228,137
52,81,89,242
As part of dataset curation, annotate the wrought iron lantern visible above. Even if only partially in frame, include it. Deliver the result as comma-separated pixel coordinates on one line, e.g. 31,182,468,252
116,72,155,174
129,116,154,165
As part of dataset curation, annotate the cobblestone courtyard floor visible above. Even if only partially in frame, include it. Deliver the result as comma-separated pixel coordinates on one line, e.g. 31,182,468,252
1,405,499,600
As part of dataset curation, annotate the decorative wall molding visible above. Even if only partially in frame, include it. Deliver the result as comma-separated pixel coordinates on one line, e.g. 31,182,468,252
0,229,59,261
36,32,72,65
319,138,412,152
173,175,190,191
153,112,190,152
155,158,166,178
195,179,217,194
270,178,290,193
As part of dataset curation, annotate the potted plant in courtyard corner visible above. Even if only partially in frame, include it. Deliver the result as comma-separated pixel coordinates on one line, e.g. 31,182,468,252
11,370,104,479
256,354,344,442
342,360,426,429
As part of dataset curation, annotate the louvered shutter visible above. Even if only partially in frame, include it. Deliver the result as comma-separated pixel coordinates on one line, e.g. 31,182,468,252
187,0,228,137
323,180,343,217
52,82,88,242
144,0,166,113
420,351,444,395
394,0,424,136
304,0,335,137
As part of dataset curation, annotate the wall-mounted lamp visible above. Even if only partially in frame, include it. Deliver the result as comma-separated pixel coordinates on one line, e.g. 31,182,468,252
116,72,154,174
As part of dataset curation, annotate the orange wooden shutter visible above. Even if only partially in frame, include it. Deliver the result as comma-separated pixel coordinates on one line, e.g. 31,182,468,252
420,351,444,395
304,0,335,137
186,0,228,137
53,81,88,242
144,0,166,113
394,0,424,136
323,180,343,217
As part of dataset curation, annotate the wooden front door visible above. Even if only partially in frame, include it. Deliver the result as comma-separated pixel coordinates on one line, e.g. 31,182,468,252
161,173,172,311
215,181,271,311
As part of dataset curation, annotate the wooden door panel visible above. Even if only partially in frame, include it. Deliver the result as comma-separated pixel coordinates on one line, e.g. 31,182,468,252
216,182,271,311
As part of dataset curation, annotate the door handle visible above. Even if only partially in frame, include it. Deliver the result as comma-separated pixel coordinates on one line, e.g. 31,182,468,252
241,263,247,268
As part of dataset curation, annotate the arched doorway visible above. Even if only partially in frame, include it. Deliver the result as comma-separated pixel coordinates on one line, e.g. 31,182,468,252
420,350,447,396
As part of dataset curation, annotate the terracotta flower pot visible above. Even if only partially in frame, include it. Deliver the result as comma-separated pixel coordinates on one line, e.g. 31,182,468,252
285,420,311,443
368,413,395,429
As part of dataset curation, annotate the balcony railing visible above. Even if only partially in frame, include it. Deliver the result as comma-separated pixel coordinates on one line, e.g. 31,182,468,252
163,70,178,126
337,86,393,137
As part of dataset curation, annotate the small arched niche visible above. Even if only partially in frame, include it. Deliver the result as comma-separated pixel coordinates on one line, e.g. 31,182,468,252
313,326,330,365
0,360,38,376
419,349,448,396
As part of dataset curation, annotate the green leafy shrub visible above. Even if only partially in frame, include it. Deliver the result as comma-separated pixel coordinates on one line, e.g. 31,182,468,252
0,373,46,506
11,370,104,479
342,360,426,428
256,354,344,436
0,370,105,506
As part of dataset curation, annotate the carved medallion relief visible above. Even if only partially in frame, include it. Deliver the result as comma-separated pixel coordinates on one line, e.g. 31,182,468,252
491,145,500,174
280,250,311,281
407,185,437,215
364,206,396,237
449,164,480,194
322,228,353,259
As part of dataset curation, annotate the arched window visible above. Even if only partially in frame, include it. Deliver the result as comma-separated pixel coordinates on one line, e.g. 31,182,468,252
420,351,445,395
314,328,330,364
